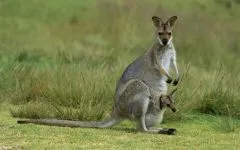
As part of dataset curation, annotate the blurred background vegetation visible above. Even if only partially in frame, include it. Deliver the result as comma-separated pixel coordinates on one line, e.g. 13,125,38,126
0,0,239,121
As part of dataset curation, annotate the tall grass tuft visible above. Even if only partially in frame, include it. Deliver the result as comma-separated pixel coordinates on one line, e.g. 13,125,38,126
198,71,240,119
212,105,239,132
10,59,122,120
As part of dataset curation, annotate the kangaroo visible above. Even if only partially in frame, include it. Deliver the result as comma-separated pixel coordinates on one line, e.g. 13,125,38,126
18,80,178,135
116,15,179,102
17,16,180,134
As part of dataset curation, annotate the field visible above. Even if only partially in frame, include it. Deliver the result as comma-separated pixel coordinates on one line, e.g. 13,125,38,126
0,0,240,149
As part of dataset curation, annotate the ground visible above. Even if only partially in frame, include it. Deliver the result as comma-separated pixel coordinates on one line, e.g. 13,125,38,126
1,105,239,150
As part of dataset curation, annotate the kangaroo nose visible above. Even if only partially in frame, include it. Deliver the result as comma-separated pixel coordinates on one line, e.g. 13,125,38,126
162,39,168,45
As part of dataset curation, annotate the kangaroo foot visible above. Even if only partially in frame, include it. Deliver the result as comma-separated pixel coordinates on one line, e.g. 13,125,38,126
158,128,177,135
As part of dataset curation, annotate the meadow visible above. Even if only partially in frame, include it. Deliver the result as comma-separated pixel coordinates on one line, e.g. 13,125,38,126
0,0,240,149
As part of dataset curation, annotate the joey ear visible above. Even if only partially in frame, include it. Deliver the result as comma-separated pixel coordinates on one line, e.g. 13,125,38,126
166,16,178,27
152,16,163,27
159,95,164,109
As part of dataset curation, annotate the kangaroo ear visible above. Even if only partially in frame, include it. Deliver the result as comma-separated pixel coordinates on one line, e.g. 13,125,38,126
152,16,163,27
166,16,178,27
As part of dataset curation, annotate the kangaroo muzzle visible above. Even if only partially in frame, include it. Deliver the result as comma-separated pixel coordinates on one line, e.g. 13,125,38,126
162,39,168,45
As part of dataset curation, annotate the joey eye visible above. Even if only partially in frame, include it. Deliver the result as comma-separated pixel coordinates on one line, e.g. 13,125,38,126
168,32,172,36
158,32,163,36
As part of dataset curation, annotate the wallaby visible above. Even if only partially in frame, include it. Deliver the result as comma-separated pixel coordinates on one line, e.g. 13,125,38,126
18,79,177,135
116,15,179,102
17,16,180,134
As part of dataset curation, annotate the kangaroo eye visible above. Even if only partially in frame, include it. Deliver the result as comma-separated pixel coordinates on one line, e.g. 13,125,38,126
168,32,172,36
158,32,163,36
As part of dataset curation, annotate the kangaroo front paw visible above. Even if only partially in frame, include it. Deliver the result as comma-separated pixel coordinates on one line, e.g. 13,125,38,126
158,128,177,135
172,79,179,86
166,78,172,84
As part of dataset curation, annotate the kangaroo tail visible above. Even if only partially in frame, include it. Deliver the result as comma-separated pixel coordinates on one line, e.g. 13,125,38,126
17,118,120,128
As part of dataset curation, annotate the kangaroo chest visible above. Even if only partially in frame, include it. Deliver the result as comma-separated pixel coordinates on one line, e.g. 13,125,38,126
158,49,172,73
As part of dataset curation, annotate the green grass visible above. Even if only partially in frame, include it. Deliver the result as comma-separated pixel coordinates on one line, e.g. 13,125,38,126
0,0,240,149
1,106,240,149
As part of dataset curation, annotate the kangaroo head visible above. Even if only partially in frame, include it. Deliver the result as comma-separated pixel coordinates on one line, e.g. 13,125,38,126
159,88,177,112
152,16,178,46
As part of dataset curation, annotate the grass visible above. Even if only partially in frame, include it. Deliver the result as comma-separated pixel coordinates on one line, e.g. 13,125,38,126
0,0,240,149
1,106,240,149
